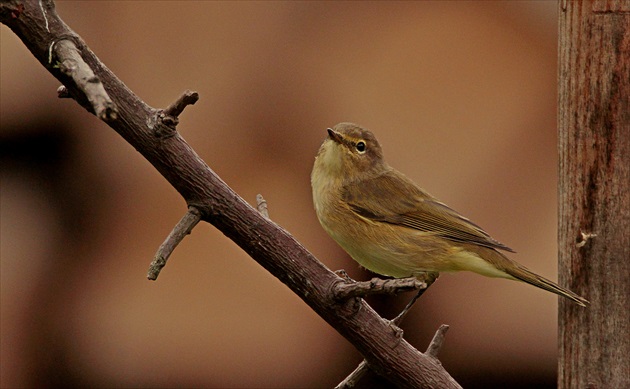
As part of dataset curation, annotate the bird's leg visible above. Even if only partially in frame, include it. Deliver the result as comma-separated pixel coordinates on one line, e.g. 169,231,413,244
391,272,439,326
391,288,425,326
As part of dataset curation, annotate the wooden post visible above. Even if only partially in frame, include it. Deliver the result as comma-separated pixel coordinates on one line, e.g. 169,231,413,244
558,1,629,388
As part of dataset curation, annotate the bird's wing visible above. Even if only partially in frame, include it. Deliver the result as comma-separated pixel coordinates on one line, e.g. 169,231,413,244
342,170,515,252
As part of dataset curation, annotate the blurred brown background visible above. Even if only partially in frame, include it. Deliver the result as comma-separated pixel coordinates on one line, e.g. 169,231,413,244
2,2,560,388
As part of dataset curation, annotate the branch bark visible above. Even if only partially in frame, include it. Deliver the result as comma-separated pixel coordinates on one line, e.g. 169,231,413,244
1,1,460,387
558,1,630,387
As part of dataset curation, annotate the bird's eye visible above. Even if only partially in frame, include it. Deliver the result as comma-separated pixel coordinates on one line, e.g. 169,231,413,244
356,141,366,153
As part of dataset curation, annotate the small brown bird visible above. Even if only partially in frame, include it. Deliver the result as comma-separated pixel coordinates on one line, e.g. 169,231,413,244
311,122,588,307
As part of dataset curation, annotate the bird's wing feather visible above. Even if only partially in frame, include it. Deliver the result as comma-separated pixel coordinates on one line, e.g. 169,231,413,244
342,170,515,252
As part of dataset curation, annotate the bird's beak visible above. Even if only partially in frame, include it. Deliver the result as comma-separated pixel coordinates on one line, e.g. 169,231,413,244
327,128,343,144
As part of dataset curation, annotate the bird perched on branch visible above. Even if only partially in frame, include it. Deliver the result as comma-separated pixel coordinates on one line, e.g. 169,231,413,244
311,122,588,312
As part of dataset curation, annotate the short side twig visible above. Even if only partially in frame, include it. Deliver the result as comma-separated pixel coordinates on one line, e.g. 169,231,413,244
53,39,117,121
333,277,424,300
425,324,450,359
164,90,199,118
160,90,199,127
335,360,368,389
576,230,597,248
147,206,202,280
256,194,269,219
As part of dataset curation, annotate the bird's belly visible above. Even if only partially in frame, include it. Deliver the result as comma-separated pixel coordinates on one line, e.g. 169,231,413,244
320,215,456,278
322,215,515,282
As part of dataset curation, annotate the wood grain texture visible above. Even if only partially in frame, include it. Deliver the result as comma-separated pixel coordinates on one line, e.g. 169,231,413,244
558,1,630,388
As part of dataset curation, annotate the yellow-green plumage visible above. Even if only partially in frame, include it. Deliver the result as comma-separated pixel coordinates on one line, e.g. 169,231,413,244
311,122,588,307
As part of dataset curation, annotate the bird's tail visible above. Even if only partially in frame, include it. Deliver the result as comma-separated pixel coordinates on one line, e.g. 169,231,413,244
463,244,589,307
504,262,589,307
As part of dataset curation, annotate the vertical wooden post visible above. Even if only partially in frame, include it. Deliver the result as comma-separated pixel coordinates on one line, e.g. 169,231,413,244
558,1,629,388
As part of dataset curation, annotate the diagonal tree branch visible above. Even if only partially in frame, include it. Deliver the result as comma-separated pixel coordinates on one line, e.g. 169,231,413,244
1,1,460,387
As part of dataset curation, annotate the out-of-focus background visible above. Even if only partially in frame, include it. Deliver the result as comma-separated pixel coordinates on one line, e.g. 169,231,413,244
2,2,560,388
